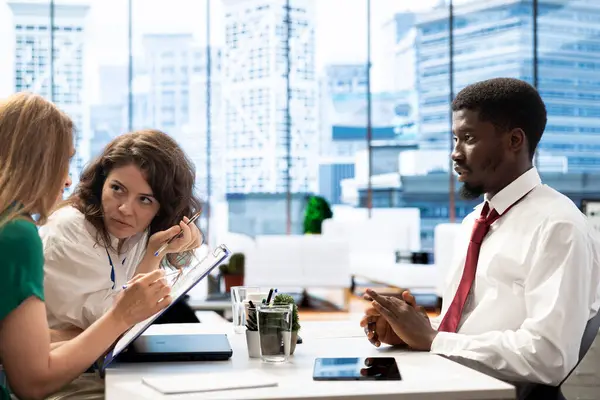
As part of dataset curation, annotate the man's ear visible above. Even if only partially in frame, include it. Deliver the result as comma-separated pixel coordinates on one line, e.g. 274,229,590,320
509,128,526,152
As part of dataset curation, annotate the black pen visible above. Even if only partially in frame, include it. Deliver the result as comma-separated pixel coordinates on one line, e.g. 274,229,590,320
266,288,274,304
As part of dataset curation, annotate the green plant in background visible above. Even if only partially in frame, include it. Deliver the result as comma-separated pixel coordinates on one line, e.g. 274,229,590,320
303,195,333,234
273,293,301,331
219,252,245,275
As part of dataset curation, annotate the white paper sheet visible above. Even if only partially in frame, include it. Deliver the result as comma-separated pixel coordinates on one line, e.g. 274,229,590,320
142,371,278,394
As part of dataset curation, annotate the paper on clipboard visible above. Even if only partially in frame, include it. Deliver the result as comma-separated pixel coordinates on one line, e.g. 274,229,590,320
101,244,231,371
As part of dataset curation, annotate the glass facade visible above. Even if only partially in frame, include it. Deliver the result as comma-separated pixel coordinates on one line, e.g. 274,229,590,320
1,0,600,250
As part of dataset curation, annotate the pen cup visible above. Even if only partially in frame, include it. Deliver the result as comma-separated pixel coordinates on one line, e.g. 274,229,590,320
256,304,293,363
231,286,261,334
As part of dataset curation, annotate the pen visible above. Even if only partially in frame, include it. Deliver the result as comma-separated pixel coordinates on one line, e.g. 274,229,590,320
154,211,202,257
122,269,181,290
270,288,278,304
266,288,274,304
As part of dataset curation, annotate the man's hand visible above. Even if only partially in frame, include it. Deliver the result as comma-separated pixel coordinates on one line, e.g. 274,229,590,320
366,289,438,351
359,289,428,347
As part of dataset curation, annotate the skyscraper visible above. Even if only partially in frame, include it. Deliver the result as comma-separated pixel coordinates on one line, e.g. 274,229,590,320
9,0,90,192
221,0,318,195
185,46,225,204
141,33,195,134
415,0,600,172
137,35,225,206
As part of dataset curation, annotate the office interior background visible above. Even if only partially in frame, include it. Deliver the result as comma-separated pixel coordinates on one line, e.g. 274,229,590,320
1,0,600,253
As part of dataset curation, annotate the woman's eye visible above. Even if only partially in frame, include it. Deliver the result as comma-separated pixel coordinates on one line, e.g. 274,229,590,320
140,196,153,205
111,184,122,192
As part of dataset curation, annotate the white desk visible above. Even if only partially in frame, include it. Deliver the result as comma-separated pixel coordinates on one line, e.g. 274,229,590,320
105,321,515,400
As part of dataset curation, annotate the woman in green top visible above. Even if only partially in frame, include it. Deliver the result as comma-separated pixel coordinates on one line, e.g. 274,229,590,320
0,92,173,400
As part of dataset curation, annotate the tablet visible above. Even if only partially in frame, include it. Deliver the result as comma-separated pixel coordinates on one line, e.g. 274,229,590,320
100,244,231,372
313,357,401,381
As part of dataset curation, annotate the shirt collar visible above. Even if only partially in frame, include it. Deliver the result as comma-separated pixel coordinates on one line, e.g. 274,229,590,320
479,166,542,215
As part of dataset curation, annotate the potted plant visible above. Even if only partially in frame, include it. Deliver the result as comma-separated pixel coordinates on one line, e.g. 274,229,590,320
245,303,260,358
219,252,245,292
303,195,333,234
273,293,301,354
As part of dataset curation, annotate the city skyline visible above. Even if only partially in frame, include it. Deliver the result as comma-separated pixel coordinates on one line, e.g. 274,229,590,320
0,0,441,104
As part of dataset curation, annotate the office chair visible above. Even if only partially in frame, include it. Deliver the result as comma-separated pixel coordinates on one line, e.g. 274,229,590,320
523,310,600,400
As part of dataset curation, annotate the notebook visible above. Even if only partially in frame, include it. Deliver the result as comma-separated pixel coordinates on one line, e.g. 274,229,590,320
141,371,278,394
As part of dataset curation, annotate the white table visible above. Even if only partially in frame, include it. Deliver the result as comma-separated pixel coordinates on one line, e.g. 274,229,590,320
105,320,515,399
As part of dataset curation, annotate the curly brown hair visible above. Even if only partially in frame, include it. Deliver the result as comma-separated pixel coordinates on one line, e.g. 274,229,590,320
67,129,202,270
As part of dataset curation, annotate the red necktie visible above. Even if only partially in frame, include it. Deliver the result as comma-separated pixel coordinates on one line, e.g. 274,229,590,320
437,201,501,333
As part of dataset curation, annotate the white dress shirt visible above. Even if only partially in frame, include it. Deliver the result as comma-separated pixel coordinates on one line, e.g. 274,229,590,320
39,206,148,330
430,167,600,386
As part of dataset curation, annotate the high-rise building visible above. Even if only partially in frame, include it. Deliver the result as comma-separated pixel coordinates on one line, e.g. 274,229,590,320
138,36,226,206
185,47,225,204
89,103,125,158
9,0,91,192
222,0,318,195
324,64,368,95
415,0,600,172
140,33,195,134
319,64,368,158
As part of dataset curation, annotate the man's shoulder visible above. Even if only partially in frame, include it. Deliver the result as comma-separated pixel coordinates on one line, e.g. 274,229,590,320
522,185,599,247
533,185,587,225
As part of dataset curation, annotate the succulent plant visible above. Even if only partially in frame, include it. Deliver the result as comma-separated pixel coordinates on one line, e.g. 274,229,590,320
273,293,301,331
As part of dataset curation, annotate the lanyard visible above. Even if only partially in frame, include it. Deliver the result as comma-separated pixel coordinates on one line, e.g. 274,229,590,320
106,250,126,290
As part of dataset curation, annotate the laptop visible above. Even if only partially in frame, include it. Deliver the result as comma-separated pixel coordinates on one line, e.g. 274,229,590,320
116,333,233,363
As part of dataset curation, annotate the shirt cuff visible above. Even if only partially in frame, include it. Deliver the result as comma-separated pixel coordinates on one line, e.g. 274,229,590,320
430,331,465,355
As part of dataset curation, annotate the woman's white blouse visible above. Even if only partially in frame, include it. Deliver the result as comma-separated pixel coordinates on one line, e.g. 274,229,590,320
39,206,148,330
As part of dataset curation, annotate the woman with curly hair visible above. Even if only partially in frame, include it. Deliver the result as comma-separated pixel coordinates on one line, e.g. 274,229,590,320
40,129,203,339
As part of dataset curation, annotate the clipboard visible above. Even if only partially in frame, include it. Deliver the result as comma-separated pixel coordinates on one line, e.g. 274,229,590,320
99,244,231,373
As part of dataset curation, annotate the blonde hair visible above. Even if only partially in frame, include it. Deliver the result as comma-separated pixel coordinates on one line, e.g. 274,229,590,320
0,92,73,230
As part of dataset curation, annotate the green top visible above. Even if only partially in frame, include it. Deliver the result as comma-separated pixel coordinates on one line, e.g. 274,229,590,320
0,218,45,400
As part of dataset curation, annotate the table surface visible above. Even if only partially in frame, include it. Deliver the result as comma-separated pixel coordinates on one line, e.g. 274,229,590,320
105,319,515,400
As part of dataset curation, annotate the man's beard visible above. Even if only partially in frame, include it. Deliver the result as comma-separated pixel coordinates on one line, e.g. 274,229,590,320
459,182,484,200
458,154,503,200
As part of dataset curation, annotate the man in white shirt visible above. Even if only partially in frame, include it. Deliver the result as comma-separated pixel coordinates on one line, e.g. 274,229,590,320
360,78,600,393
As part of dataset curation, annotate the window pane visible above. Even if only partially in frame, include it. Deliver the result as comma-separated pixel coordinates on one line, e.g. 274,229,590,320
537,0,600,197
412,1,452,250
1,0,51,98
131,0,213,236
80,0,129,188
313,0,367,229
215,0,312,236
